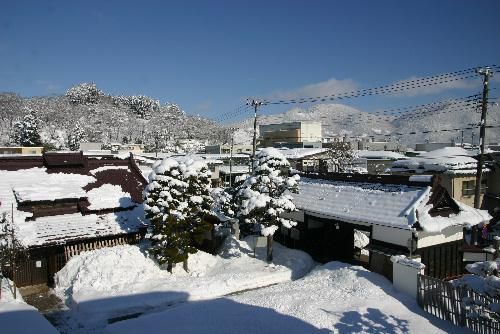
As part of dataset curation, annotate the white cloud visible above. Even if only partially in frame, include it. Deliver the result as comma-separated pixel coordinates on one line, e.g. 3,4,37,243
268,78,358,100
389,76,480,97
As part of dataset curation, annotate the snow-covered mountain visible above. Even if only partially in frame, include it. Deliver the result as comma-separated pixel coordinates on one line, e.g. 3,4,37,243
232,103,499,147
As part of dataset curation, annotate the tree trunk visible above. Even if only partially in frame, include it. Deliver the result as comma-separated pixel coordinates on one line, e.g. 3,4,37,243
12,260,16,300
183,259,189,272
267,235,273,262
167,262,173,273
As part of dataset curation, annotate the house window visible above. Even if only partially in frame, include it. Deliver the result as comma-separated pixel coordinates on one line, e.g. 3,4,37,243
462,180,487,196
462,180,475,196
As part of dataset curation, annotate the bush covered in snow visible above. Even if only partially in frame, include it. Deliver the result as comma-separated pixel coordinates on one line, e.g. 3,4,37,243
65,82,103,105
453,259,500,321
143,158,214,271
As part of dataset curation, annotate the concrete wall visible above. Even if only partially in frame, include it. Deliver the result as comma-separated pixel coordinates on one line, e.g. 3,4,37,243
80,142,103,151
415,143,454,151
300,122,322,143
392,256,425,298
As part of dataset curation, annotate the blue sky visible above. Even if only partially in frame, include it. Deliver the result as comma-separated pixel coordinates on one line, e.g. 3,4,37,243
1,0,499,122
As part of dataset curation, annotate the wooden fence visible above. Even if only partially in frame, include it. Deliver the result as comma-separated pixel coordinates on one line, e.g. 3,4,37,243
3,232,145,287
63,233,143,260
417,274,500,334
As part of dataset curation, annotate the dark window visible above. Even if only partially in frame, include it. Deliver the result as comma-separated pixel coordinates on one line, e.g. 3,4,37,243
462,180,475,196
462,179,487,196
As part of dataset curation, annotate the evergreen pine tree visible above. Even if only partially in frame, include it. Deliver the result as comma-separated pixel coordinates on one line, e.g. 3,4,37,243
143,158,213,272
67,122,85,151
234,148,299,261
11,110,42,147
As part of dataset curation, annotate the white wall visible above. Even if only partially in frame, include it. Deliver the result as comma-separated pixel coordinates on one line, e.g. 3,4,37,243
416,225,463,249
372,225,413,247
300,122,322,142
392,257,425,299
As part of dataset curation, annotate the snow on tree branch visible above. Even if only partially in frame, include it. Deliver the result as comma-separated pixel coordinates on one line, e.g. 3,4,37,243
66,82,104,105
143,158,214,271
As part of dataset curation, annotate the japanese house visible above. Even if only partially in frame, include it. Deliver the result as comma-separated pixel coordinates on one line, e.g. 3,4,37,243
0,152,149,287
279,173,491,280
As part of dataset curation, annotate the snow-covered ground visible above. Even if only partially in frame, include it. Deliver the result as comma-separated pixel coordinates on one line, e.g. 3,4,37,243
0,277,59,334
53,236,314,332
106,262,467,334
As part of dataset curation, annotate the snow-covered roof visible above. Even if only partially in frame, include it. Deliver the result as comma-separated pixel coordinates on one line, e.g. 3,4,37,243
86,184,134,211
279,148,328,160
198,153,251,159
219,165,251,174
292,177,490,232
356,150,406,160
0,157,148,247
391,147,478,174
12,169,95,203
17,206,147,247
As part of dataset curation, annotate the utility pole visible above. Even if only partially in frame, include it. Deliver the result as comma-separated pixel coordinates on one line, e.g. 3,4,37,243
461,130,464,147
229,128,234,187
247,99,262,173
474,67,494,209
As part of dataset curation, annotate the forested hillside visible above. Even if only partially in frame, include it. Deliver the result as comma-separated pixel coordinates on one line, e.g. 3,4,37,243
0,83,231,152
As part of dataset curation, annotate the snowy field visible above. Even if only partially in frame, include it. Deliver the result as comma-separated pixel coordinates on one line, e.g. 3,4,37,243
106,262,467,334
0,278,59,334
53,236,314,333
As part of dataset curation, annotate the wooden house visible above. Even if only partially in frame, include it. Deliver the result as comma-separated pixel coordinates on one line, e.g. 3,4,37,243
278,173,491,280
0,152,149,287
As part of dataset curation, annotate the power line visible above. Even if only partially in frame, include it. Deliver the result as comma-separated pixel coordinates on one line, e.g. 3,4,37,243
260,65,498,106
217,65,498,124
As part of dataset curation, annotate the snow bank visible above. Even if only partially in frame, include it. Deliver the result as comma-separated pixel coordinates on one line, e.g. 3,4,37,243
354,229,369,249
54,236,314,331
0,277,59,334
106,262,463,334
